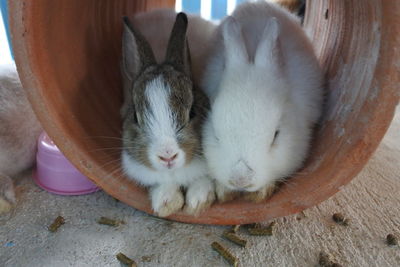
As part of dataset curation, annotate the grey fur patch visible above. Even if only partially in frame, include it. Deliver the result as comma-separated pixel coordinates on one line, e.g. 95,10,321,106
121,13,210,169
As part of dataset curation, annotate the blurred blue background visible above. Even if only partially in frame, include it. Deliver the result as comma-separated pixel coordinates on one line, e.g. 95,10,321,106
0,0,251,64
178,0,249,20
0,0,13,63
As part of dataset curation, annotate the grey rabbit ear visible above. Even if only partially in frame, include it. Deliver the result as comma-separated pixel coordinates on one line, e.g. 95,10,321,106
122,16,156,81
165,12,191,76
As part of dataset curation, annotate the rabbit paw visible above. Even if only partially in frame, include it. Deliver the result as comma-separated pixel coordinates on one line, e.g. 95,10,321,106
184,179,215,216
215,182,241,203
0,175,16,215
150,184,184,217
243,183,276,203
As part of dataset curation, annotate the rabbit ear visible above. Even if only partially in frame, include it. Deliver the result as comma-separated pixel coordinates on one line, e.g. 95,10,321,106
165,13,191,76
254,17,282,69
122,16,156,81
222,16,249,66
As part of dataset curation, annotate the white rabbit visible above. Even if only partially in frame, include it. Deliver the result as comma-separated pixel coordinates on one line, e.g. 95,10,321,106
121,12,215,217
202,1,324,202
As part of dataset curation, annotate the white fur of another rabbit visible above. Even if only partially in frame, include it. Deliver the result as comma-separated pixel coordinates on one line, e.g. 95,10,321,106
202,2,324,202
0,63,42,214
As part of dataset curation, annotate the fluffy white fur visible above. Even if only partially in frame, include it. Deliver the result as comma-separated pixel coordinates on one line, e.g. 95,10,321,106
202,2,324,199
122,10,216,217
0,63,42,214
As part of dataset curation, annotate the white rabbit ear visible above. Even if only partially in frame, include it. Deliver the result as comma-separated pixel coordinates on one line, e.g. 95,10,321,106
255,17,282,69
222,16,249,66
122,17,156,81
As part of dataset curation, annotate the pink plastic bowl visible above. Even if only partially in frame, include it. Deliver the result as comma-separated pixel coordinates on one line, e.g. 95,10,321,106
34,132,100,195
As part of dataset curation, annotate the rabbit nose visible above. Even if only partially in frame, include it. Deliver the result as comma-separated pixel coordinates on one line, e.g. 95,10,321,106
158,153,178,163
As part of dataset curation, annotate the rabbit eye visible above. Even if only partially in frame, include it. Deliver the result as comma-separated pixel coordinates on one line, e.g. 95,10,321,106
189,105,196,120
133,112,138,124
274,130,280,139
271,130,280,146
177,124,185,133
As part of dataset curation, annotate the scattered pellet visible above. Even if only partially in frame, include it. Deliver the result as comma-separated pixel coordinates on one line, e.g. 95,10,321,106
116,253,137,267
318,252,342,267
48,216,65,232
231,225,240,233
211,241,238,267
332,213,349,226
223,231,247,248
386,234,398,246
141,255,152,262
248,222,275,236
243,223,258,229
296,211,307,221
98,216,125,226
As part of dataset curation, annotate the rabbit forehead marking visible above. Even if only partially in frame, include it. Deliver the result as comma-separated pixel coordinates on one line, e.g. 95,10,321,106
144,75,178,140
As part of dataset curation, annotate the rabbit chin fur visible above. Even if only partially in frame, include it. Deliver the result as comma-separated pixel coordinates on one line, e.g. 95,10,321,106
122,151,208,187
202,2,324,197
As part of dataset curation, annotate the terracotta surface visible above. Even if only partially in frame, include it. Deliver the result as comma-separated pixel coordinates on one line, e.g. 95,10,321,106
9,0,400,225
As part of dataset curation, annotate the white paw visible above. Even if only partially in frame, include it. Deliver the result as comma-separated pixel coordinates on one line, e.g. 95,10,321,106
0,198,13,214
184,179,215,216
0,175,16,215
215,181,240,203
150,184,184,217
243,183,277,203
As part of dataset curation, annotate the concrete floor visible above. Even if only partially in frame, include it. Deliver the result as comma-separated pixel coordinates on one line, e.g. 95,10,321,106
1,108,399,267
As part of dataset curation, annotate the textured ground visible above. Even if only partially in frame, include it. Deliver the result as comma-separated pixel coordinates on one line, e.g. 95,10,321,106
0,107,399,267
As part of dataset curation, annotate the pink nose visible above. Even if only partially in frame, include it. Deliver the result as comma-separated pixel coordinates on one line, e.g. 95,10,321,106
158,153,178,163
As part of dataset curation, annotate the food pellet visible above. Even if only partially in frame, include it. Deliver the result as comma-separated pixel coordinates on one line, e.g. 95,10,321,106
98,216,124,226
248,222,275,236
211,241,238,267
318,252,342,267
48,216,65,232
332,213,349,226
116,253,137,267
223,231,247,247
386,234,398,246
231,225,240,233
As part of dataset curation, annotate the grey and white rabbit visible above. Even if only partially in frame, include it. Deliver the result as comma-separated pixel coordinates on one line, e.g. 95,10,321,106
202,1,324,202
121,12,215,217
0,63,42,214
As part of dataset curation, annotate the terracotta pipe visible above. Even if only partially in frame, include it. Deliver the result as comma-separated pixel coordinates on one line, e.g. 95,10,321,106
9,0,400,225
